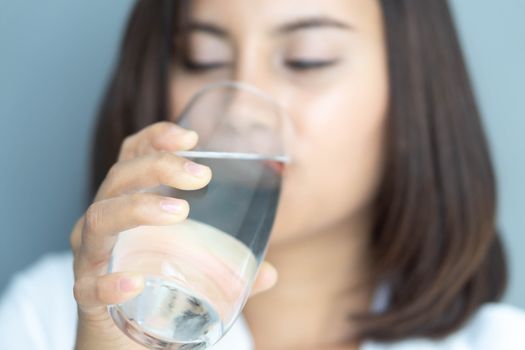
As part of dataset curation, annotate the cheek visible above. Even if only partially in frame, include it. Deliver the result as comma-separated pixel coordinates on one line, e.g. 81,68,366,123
272,72,388,242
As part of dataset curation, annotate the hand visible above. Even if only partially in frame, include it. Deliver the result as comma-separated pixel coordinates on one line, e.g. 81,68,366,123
70,122,278,350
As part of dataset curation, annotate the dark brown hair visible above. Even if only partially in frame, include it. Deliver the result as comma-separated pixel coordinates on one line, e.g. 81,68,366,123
91,0,507,342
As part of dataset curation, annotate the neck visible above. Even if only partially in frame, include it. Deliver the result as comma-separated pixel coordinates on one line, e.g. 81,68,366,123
243,211,374,350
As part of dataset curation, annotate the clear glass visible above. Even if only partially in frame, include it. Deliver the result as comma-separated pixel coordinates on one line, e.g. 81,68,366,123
108,81,291,349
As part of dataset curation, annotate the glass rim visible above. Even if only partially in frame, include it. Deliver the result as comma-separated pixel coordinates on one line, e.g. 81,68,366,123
176,80,292,163
174,150,291,164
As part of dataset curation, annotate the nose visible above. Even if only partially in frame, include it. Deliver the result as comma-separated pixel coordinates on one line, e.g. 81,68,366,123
223,84,278,133
224,48,278,133
225,52,294,161
217,83,284,156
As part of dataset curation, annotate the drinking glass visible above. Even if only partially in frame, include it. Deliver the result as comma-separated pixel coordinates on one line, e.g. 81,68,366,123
108,81,291,349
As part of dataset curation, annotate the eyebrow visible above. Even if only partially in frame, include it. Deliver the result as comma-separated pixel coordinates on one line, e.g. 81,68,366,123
275,16,353,34
185,16,353,39
185,21,228,38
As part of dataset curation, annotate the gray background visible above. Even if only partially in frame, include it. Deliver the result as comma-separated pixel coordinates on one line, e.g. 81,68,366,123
0,1,523,308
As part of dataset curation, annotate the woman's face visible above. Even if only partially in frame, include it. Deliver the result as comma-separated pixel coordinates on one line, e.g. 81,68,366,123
170,0,388,246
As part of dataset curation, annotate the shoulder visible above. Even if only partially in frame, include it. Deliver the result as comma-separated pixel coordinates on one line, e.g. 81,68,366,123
4,251,75,307
0,251,77,350
363,303,525,350
10,251,74,285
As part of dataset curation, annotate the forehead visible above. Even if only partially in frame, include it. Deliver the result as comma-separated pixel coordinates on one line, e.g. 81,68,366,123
189,0,372,29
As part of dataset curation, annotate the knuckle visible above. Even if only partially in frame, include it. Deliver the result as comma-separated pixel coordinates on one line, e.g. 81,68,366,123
149,122,174,141
102,162,124,194
121,135,135,153
69,230,79,251
69,218,83,251
73,280,84,302
84,203,101,232
106,162,121,182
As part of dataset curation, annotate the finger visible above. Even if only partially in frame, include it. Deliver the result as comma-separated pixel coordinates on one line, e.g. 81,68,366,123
249,261,278,296
80,193,189,264
74,273,144,310
97,152,212,201
70,217,84,254
119,121,198,162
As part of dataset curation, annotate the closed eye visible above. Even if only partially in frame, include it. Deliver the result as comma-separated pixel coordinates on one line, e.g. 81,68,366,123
182,59,339,72
285,59,339,71
183,59,230,73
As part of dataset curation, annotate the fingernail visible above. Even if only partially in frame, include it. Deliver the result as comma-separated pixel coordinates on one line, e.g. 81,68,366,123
119,276,143,293
184,161,209,177
160,199,187,214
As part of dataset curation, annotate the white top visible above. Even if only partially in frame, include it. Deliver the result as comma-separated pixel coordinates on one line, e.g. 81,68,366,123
1,252,524,350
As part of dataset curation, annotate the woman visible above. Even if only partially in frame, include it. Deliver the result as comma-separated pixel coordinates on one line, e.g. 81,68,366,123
1,0,524,349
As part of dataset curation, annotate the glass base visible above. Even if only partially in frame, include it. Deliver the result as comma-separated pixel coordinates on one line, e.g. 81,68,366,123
109,305,208,350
